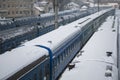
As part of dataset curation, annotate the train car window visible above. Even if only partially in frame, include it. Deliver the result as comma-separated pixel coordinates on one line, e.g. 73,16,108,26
73,42,75,49
44,64,50,80
58,56,60,64
52,60,56,73
69,46,71,53
60,55,62,63
67,48,69,56
65,50,67,57
61,53,64,61
27,78,32,80
34,74,37,80
63,51,66,59
71,44,73,52
39,68,42,80
55,59,57,68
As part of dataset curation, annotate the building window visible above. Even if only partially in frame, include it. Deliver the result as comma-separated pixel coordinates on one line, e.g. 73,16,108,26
3,4,5,8
8,12,10,15
12,4,14,7
12,11,14,14
8,5,10,7
20,11,22,14
28,11,29,14
20,5,22,7
16,11,18,14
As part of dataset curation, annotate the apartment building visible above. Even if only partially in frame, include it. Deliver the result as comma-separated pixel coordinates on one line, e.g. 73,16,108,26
0,0,36,18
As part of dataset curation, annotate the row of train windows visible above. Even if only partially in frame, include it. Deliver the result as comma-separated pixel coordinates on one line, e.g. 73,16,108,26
26,39,81,80
53,39,81,73
26,64,50,80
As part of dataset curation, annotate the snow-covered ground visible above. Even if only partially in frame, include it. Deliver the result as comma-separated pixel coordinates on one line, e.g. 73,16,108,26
59,16,118,80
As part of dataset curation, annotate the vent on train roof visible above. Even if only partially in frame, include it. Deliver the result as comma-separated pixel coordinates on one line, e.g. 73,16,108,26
68,63,75,71
75,26,78,28
105,70,112,77
106,65,112,71
48,41,52,44
106,51,112,57
112,29,116,32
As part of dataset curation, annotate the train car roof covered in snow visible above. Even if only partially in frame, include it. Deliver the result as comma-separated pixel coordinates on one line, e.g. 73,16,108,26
24,8,113,52
60,16,118,80
0,8,113,80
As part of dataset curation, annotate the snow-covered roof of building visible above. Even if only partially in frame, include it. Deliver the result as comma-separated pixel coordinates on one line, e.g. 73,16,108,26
34,1,48,7
67,2,80,7
65,2,80,10
34,6,44,11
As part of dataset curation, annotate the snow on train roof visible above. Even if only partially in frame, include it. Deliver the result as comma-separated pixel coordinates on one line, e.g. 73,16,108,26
0,46,48,80
0,26,35,41
60,16,118,80
79,16,118,65
24,9,113,51
23,16,89,50
0,11,88,80
0,8,113,79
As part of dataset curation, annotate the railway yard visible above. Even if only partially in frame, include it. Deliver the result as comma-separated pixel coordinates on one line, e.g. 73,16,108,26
0,8,120,80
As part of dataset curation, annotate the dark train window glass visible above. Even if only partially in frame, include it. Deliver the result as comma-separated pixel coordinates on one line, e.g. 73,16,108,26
44,64,50,80
60,55,62,63
54,59,57,68
39,69,42,80
34,74,37,80
61,53,64,61
65,50,67,57
58,56,60,64
64,51,66,58
27,78,32,80
67,48,69,55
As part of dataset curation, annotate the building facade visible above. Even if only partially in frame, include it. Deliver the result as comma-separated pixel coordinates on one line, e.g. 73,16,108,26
0,0,36,18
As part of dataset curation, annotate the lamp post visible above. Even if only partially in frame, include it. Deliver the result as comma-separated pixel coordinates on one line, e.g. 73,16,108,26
53,0,58,29
98,0,99,12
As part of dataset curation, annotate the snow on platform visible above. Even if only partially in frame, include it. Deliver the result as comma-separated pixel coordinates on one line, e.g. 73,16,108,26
59,16,118,80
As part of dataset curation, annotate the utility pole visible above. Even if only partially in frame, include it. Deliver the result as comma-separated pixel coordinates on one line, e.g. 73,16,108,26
53,0,59,29
98,0,99,12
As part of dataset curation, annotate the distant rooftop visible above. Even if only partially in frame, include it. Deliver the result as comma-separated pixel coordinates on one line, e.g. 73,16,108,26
93,0,120,3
